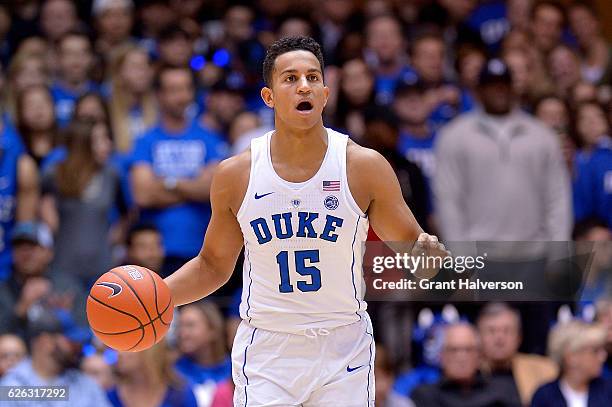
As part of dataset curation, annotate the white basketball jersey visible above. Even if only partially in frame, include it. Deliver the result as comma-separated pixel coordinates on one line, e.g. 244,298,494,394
236,128,369,334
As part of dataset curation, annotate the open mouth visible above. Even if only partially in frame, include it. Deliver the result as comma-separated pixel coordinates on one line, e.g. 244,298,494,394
296,101,313,112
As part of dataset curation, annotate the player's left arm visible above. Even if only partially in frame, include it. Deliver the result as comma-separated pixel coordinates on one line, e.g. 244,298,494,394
348,144,442,249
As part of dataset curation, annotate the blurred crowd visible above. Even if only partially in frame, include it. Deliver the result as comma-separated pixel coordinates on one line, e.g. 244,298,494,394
0,0,610,406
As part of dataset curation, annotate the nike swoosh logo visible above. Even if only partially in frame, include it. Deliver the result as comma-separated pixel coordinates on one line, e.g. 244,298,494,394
96,282,123,298
255,192,274,200
347,365,364,373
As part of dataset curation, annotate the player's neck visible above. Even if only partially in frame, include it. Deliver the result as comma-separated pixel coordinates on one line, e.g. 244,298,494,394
271,121,328,164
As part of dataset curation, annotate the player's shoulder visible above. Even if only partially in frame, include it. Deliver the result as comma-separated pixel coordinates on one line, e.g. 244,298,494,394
214,148,251,183
346,140,396,194
347,139,390,170
212,149,251,211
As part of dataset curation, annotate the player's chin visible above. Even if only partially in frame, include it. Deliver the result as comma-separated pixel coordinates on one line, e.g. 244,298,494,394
289,109,320,126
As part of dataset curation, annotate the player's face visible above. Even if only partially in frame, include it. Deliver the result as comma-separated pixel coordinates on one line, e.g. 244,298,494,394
261,50,329,130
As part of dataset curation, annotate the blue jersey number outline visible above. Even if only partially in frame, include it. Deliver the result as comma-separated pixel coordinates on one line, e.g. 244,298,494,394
276,250,321,293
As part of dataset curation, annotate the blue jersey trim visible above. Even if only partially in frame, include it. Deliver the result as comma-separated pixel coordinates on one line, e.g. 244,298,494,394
243,327,257,407
366,319,374,405
350,216,362,322
245,244,253,323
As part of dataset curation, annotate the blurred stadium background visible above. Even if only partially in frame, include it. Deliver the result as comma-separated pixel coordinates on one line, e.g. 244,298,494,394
0,0,610,406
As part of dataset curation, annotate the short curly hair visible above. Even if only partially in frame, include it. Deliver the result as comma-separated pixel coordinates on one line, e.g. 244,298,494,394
262,36,325,87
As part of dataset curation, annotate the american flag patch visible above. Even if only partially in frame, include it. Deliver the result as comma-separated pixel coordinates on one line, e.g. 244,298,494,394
323,180,340,191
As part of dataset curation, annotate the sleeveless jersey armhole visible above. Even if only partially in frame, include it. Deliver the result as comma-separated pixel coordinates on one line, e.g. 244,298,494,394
236,136,266,220
339,135,367,218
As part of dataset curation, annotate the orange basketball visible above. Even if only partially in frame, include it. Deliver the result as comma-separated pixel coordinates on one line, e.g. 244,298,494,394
87,265,174,352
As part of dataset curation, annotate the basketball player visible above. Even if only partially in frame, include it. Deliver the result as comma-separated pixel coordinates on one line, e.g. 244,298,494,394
165,36,446,406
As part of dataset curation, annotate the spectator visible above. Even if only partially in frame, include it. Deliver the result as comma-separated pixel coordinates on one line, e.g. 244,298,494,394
331,58,376,141
362,106,430,231
277,15,314,39
572,102,611,222
130,66,227,275
108,339,197,407
548,45,582,99
477,302,558,405
39,0,79,43
0,334,27,377
176,301,231,407
138,0,176,56
394,79,436,184
569,81,599,108
572,141,612,229
93,0,135,60
454,43,486,111
364,15,411,106
410,31,463,128
534,95,570,135
74,91,111,124
157,25,193,68
532,320,611,407
410,322,521,407
0,116,39,278
199,77,246,138
530,1,565,56
0,307,111,407
573,219,612,301
16,85,58,167
376,344,412,407
51,31,97,127
40,120,127,288
573,101,610,156
0,222,86,336
81,353,115,390
125,223,165,273
507,0,533,32
225,111,260,155
567,2,612,86
534,95,574,172
595,298,612,377
109,45,157,152
5,52,49,121
434,58,571,244
503,47,537,106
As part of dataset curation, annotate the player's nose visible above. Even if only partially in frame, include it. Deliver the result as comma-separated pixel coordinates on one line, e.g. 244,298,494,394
296,75,311,93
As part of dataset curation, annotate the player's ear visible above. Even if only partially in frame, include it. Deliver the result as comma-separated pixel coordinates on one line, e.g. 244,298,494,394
261,86,274,108
322,85,330,108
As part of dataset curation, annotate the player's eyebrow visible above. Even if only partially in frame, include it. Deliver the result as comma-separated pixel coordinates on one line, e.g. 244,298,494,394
279,68,322,76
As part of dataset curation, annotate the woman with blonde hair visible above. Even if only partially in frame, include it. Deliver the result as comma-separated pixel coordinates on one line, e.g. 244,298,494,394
108,44,157,152
108,339,197,407
531,320,611,406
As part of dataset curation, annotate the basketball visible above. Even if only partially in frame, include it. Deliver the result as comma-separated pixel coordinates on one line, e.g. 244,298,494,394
86,265,174,352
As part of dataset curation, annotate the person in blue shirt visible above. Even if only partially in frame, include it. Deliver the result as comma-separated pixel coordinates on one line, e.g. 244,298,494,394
364,15,414,106
394,79,437,183
131,65,228,277
175,301,232,405
574,147,612,229
572,102,612,227
50,31,98,127
0,116,39,279
409,32,465,130
108,339,197,407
